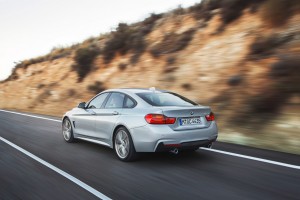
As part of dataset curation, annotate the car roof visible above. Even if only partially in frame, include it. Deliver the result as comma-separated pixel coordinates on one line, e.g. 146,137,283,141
106,88,168,94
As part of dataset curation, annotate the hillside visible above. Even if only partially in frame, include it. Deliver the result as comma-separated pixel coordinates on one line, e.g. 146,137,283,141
0,0,299,154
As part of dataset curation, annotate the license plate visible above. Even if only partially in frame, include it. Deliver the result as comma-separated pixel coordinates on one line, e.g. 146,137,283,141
179,117,201,126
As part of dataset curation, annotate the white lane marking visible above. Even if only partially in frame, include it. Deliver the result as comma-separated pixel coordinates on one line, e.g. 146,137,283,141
0,136,112,200
200,147,300,170
0,109,61,122
1,109,299,170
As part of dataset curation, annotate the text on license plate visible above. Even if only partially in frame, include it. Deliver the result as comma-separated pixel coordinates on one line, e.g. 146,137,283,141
179,117,201,126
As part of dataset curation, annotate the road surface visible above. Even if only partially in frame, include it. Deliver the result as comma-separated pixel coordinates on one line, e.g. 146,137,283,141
0,110,299,200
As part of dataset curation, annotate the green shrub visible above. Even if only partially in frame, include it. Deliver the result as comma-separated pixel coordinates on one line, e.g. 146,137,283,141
150,49,161,58
37,84,45,89
270,56,299,84
74,47,99,66
141,13,163,35
189,0,221,21
261,0,300,27
38,89,51,103
13,51,68,71
164,65,177,73
87,81,106,94
181,83,192,90
167,57,176,65
249,56,299,113
103,23,147,64
150,29,195,57
164,57,177,73
103,16,158,64
48,47,71,60
165,75,176,82
129,33,146,65
103,23,130,63
250,34,293,57
142,13,163,26
6,72,18,81
176,29,196,51
227,75,242,86
5,57,46,81
130,52,142,65
220,0,251,25
190,0,264,31
73,46,100,82
173,5,185,15
24,57,46,68
118,63,127,70
67,89,76,97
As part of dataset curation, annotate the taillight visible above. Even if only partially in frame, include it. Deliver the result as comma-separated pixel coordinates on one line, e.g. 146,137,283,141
205,112,215,121
145,114,176,124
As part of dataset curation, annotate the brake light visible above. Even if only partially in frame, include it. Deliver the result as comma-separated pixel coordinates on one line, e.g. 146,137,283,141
145,114,176,124
205,112,215,121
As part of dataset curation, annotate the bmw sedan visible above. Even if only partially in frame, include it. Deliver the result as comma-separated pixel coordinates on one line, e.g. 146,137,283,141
62,88,218,161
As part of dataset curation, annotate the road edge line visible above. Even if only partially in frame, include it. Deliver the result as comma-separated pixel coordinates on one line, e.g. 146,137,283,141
200,147,300,170
1,109,299,170
0,136,112,200
0,109,61,122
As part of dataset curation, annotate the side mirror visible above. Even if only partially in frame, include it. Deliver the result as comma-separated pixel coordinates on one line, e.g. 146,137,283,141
78,102,86,109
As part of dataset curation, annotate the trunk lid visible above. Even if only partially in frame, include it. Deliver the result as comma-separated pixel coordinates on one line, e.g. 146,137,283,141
157,106,212,130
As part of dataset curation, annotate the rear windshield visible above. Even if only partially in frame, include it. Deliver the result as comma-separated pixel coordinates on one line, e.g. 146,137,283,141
136,92,198,107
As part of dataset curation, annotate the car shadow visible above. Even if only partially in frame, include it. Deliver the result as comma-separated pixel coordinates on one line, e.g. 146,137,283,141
75,140,213,166
139,151,213,163
75,140,114,154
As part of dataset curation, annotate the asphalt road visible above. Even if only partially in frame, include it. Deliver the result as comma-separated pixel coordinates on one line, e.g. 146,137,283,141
0,110,299,200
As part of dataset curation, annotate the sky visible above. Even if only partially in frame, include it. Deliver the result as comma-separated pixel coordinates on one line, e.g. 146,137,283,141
0,0,200,80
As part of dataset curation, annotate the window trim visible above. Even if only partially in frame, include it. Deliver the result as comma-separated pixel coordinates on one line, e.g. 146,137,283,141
86,92,138,109
103,92,126,109
136,92,198,107
86,92,110,109
123,95,137,109
99,92,137,109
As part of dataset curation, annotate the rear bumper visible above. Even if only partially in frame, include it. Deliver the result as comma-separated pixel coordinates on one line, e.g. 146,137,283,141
155,138,217,152
130,121,218,152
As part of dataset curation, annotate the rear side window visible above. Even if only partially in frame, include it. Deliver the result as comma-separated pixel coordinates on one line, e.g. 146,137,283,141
104,93,125,108
136,92,197,107
124,96,136,108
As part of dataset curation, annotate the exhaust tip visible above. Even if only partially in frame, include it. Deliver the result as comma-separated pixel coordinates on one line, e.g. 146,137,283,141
170,148,179,155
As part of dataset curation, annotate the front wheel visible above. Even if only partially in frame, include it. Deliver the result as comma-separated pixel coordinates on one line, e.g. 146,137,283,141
114,127,138,162
62,118,75,143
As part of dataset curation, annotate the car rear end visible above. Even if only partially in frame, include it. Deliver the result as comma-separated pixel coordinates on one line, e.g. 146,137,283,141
130,90,218,152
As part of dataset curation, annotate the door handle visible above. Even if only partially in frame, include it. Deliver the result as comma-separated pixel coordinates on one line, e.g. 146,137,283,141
112,111,119,115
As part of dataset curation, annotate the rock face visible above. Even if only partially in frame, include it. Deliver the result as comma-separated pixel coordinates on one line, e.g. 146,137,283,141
0,1,299,153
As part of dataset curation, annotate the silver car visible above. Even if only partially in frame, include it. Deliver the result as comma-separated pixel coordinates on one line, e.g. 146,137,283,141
62,88,218,161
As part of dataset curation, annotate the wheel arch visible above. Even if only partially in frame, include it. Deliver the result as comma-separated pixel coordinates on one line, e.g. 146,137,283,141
62,116,75,130
112,124,136,150
62,116,69,121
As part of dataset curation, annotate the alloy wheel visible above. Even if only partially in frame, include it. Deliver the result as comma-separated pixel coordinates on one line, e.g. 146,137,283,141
115,130,130,159
63,119,71,141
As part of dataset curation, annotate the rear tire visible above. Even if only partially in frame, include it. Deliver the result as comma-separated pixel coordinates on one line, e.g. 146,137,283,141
114,127,138,162
62,118,75,143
